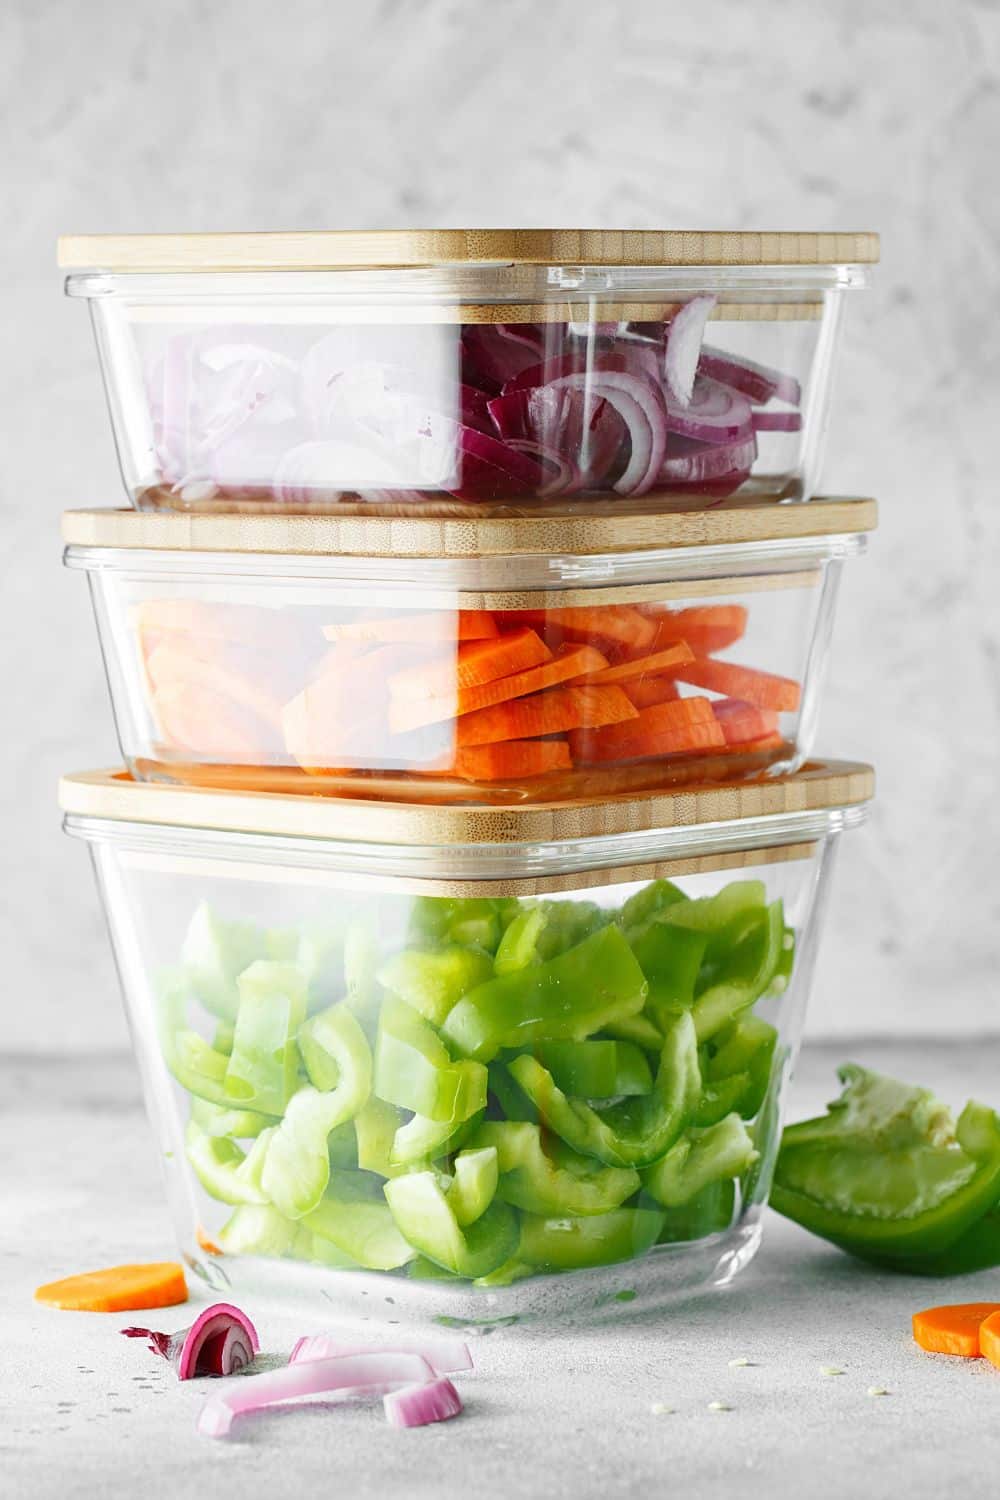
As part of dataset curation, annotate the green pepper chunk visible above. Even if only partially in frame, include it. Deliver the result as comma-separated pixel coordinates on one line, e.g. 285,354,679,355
618,879,687,932
224,961,308,1114
689,902,784,1041
303,1170,416,1270
518,1206,665,1272
642,1113,757,1207
628,922,708,1032
217,1202,306,1258
473,1121,640,1216
377,945,494,1026
508,1012,701,1168
657,1179,736,1242
189,1096,274,1140
442,925,648,1064
181,903,267,1022
384,1170,518,1278
390,1108,486,1168
493,907,549,974
355,1096,404,1176
524,1040,652,1100
374,996,487,1124
772,1065,1000,1264
185,1121,271,1206
707,1016,779,1119
693,1073,752,1128
447,1147,499,1226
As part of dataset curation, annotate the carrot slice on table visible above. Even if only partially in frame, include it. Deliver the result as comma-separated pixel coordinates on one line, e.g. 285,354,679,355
389,628,551,702
569,696,725,764
712,697,780,746
979,1311,1000,1369
388,644,609,734
673,657,801,713
454,739,571,782
578,641,694,685
457,684,637,748
324,610,499,643
912,1303,1000,1358
35,1263,188,1313
499,605,657,653
625,677,680,709
641,604,748,656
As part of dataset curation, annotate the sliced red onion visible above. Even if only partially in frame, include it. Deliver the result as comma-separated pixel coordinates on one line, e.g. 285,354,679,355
751,409,802,432
122,1303,259,1381
545,370,667,495
664,295,716,406
487,386,611,493
697,345,802,407
658,432,758,493
385,1377,463,1429
461,323,548,392
505,437,580,496
289,1333,473,1375
197,1352,461,1438
664,376,754,443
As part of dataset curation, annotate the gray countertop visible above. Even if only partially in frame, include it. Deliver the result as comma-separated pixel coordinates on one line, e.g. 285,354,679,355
5,1040,1000,1500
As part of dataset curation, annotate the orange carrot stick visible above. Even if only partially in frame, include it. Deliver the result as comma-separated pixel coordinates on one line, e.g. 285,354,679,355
912,1303,1000,1358
577,641,694,685
324,610,499,643
454,739,571,782
456,684,637,747
389,627,552,702
712,697,780,746
569,696,725,764
673,657,801,713
388,644,609,734
625,677,680,709
498,605,657,653
640,604,748,656
35,1263,189,1313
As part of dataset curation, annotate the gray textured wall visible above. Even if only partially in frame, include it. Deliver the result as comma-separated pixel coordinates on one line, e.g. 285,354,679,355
3,0,998,1052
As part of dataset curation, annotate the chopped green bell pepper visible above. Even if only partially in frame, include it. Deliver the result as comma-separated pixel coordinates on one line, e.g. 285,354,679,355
473,1121,640,1216
224,961,308,1114
303,1170,416,1270
389,1108,486,1168
772,1065,1000,1264
688,902,784,1041
642,1113,757,1207
217,1202,305,1258
297,1002,373,1100
377,945,494,1026
189,1095,274,1140
181,903,267,1022
508,1012,701,1168
707,1016,778,1119
618,879,687,932
518,1205,665,1271
529,1040,652,1100
384,1169,518,1278
355,1096,404,1176
374,996,487,1123
446,1147,499,1226
442,925,647,1063
185,1121,271,1205
493,906,549,974
657,1179,736,1242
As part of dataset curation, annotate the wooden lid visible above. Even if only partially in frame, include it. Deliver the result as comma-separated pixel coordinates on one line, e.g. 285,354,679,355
60,761,874,849
58,229,880,273
62,497,877,560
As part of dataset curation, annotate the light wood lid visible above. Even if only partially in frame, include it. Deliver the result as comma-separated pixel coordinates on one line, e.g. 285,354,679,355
62,497,876,559
58,229,880,272
60,761,874,848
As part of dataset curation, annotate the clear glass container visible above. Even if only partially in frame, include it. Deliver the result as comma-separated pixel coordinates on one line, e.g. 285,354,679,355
63,498,874,805
61,761,872,1329
59,229,877,515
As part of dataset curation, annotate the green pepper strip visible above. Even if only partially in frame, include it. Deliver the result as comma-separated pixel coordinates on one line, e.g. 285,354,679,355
384,1169,518,1278
446,1147,499,1226
657,1179,736,1243
493,907,549,974
375,996,487,1124
303,1170,415,1270
390,1108,486,1169
260,1006,373,1219
189,1096,274,1140
377,945,494,1026
707,1017,778,1119
693,1073,752,1128
223,961,309,1114
642,1114,758,1208
508,1012,701,1168
688,902,784,1041
517,1206,665,1272
185,1121,272,1206
442,925,648,1064
355,1096,404,1176
473,1121,640,1216
627,922,707,1032
181,903,267,1022
529,1040,653,1100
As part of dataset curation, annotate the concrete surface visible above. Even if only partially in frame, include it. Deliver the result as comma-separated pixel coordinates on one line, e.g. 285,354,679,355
5,1039,1000,1500
2,0,1000,1052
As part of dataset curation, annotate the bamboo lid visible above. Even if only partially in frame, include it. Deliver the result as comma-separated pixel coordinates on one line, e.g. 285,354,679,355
62,497,876,560
58,229,880,273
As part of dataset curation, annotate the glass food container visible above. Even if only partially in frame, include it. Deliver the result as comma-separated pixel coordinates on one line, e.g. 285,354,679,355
61,760,873,1328
58,228,878,516
63,497,875,805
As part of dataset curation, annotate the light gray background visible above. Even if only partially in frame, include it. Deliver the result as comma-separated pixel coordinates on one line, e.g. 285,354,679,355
3,0,998,1053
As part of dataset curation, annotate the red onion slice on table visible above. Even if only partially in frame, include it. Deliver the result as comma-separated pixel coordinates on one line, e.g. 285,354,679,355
122,1302,259,1380
289,1333,473,1375
664,294,717,406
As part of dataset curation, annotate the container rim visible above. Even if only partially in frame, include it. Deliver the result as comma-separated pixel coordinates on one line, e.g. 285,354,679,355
59,762,874,861
57,229,880,273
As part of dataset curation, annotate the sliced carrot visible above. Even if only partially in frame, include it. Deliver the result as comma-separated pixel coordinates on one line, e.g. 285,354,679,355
457,684,637,748
155,682,281,760
640,604,748,656
712,697,780,746
389,627,552,703
498,605,657,653
569,696,726,764
389,644,609,734
35,1263,188,1313
912,1303,1000,1358
324,610,499,643
146,644,285,730
133,600,315,656
673,657,801,713
731,731,785,754
196,1227,224,1256
454,738,571,782
578,640,694,686
625,677,680,709
979,1311,1000,1369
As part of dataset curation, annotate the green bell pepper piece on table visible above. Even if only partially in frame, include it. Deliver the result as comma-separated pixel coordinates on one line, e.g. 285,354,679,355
874,1207,1000,1277
303,1170,416,1270
377,945,494,1026
473,1121,640,1216
185,1121,271,1205
508,1012,701,1168
442,925,647,1064
771,1065,1000,1264
181,903,267,1022
518,1205,665,1272
529,1040,652,1100
375,996,487,1123
260,1006,372,1218
642,1113,757,1207
384,1169,518,1278
223,961,308,1114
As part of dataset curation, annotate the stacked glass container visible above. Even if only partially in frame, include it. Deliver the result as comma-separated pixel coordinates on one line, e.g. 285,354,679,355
59,228,878,1326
